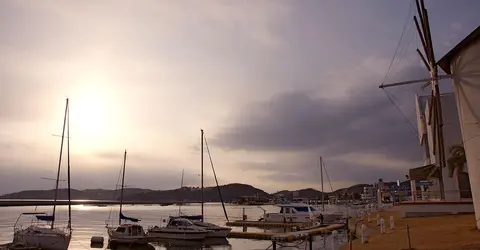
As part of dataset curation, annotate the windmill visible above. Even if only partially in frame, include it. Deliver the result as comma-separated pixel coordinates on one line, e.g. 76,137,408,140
379,0,453,200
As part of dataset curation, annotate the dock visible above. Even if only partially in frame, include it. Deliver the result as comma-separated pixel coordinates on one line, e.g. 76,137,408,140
227,223,346,242
226,220,313,229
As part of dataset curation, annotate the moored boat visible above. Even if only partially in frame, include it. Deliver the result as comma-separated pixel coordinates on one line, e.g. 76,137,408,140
147,218,208,240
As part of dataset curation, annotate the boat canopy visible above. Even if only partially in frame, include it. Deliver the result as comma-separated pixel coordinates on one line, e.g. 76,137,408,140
120,212,140,222
36,215,54,221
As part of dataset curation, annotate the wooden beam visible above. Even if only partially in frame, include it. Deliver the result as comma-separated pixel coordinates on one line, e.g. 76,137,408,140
379,75,451,89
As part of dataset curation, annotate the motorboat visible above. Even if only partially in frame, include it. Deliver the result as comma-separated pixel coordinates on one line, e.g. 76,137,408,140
12,99,73,250
147,218,208,240
13,213,71,250
173,216,231,238
260,202,343,224
107,223,150,245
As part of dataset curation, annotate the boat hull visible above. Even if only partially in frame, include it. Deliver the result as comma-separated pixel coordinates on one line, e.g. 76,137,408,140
147,230,207,240
13,228,71,250
205,228,231,238
263,212,342,223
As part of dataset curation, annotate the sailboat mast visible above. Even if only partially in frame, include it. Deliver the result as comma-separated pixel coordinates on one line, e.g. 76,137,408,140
179,169,184,214
119,150,127,225
320,156,324,211
201,129,204,222
51,98,68,229
66,99,72,230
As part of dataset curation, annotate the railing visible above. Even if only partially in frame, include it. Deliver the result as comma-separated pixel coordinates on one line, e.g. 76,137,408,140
383,189,473,203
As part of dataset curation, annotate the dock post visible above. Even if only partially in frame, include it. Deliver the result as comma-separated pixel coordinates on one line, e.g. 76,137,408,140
367,213,371,223
361,224,367,244
308,235,313,250
389,215,395,230
406,224,412,249
332,230,339,250
272,241,276,250
376,214,380,226
380,218,386,234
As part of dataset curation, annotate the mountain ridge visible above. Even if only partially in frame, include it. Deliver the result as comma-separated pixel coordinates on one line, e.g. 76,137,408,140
0,183,378,202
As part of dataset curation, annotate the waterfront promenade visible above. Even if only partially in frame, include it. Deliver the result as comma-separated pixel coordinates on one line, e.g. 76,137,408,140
343,209,480,250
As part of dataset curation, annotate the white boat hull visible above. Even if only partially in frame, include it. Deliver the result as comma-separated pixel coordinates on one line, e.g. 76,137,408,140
191,221,231,238
204,227,231,238
148,230,207,240
13,228,71,250
263,212,342,223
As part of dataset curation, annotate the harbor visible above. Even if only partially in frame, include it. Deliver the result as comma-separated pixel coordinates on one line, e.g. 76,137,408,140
1,0,480,249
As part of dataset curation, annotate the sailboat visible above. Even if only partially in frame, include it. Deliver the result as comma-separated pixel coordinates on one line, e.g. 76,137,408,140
12,98,72,250
186,130,231,238
106,150,149,245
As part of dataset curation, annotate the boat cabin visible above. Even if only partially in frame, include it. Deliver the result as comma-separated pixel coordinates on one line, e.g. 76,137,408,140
115,224,145,236
167,218,195,228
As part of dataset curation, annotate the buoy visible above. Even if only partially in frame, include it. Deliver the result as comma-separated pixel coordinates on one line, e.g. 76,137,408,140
91,236,104,244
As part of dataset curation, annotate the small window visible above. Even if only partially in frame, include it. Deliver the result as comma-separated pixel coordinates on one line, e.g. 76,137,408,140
116,227,126,233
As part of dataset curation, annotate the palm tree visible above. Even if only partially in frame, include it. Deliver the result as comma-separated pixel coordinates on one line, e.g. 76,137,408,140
447,145,467,177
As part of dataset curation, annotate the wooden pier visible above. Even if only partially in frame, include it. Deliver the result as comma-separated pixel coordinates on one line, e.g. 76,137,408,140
226,220,313,229
227,223,346,242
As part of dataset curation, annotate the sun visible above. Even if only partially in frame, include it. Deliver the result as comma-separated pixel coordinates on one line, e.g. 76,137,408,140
68,86,112,152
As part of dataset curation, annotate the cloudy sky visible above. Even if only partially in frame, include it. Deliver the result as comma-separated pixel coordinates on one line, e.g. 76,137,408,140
1,0,479,194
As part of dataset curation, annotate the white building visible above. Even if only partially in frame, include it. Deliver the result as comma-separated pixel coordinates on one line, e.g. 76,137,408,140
361,186,376,202
437,25,480,228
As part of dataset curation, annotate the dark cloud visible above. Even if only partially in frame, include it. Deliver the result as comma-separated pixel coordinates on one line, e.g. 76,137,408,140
214,66,429,161
213,66,431,184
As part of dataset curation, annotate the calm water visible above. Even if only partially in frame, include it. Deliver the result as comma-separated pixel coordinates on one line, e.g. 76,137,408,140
0,203,353,250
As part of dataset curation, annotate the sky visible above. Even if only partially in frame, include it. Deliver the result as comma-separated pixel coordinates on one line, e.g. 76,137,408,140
1,0,480,194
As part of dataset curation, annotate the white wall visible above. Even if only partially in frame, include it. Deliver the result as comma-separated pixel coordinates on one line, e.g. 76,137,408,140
451,38,480,229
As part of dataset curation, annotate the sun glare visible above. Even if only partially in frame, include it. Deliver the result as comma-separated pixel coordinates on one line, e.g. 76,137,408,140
68,85,113,152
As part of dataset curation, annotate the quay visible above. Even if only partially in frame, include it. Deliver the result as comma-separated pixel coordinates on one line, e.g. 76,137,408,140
343,207,480,250
0,199,202,207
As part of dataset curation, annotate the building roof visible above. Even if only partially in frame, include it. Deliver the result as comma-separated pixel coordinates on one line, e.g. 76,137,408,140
437,25,480,74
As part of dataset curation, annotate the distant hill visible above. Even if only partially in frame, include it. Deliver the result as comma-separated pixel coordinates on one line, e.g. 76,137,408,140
330,184,372,196
272,188,329,200
123,183,270,202
1,182,398,202
0,188,151,200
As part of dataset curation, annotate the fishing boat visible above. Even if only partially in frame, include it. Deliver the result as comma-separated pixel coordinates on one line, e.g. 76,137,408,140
106,150,149,245
147,217,208,240
12,99,72,250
